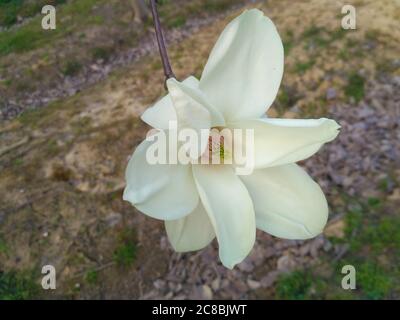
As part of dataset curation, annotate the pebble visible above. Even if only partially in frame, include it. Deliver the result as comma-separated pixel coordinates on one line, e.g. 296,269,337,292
247,279,261,290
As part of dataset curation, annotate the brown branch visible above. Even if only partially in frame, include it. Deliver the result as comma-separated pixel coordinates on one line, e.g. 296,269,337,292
149,0,175,82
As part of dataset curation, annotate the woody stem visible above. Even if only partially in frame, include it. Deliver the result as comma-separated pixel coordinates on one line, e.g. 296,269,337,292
149,0,175,82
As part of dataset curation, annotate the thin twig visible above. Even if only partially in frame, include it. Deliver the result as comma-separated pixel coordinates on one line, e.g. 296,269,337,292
72,261,116,279
149,0,175,83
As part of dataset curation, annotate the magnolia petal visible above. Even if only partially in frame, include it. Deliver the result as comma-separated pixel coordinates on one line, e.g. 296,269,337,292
166,78,225,127
166,78,215,158
165,203,215,252
123,138,198,220
229,118,340,169
192,165,255,269
141,76,200,130
199,9,284,122
240,164,328,239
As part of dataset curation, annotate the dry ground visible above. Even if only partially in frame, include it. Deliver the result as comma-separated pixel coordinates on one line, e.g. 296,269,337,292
0,0,399,299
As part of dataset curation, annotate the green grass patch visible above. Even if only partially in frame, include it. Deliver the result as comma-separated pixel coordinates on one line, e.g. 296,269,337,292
202,0,233,12
0,235,8,254
0,27,44,55
85,269,99,285
367,197,381,208
338,49,349,60
0,0,103,56
294,60,315,74
17,99,62,128
166,15,186,28
113,243,137,267
302,25,323,38
282,30,294,56
0,1,68,28
0,270,39,300
276,271,314,300
91,46,113,62
345,73,365,102
113,229,137,267
62,60,82,76
361,217,400,252
275,194,400,300
274,86,299,115
357,262,391,299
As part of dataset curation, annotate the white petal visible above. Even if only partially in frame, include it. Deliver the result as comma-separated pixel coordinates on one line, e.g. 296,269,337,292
165,203,215,252
123,138,198,220
141,76,200,130
166,78,225,128
240,164,328,239
199,9,284,122
229,118,340,169
192,165,255,269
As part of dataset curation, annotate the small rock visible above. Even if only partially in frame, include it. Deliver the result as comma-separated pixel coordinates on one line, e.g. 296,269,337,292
326,88,337,100
388,188,400,201
323,239,333,252
104,212,122,228
247,279,261,290
164,292,174,299
201,285,213,300
260,271,280,288
237,260,254,272
211,278,220,291
189,285,213,300
299,243,310,256
277,254,296,271
153,279,165,290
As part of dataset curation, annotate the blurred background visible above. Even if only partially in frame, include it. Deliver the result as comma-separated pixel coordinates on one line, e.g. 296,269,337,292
0,0,399,299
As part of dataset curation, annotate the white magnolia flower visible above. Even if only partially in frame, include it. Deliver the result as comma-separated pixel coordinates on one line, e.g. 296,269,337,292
123,9,340,269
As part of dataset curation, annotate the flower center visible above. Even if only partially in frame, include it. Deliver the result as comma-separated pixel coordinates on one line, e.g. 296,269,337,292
201,127,233,164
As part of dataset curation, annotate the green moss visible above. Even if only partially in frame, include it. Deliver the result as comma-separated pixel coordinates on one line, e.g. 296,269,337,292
0,0,68,28
276,271,313,300
0,235,8,254
0,27,44,55
85,270,98,285
91,46,113,62
113,243,136,267
12,158,23,167
302,25,323,38
203,0,233,12
338,49,349,60
358,262,391,299
0,271,39,300
166,15,186,28
330,28,347,41
45,139,61,156
345,73,365,102
62,60,82,76
274,86,299,115
113,229,137,267
345,209,363,238
294,60,315,74
17,99,67,129
367,197,381,208
0,0,104,56
362,217,400,252
282,30,294,56
283,40,293,56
